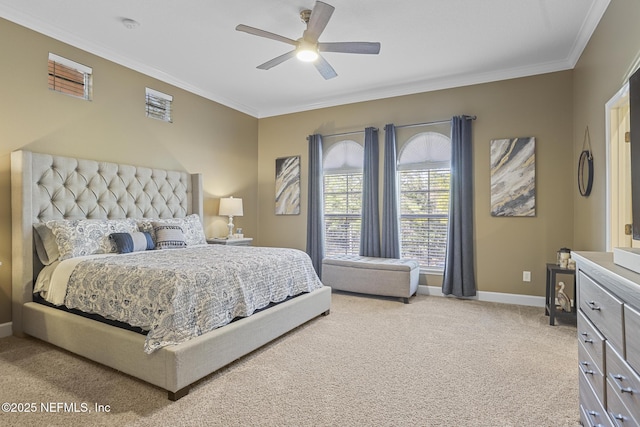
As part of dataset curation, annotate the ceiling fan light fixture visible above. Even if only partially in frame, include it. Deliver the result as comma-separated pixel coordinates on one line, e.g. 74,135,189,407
296,49,318,62
296,40,318,62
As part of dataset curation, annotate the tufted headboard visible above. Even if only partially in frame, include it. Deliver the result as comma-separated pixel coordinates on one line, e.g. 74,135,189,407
11,150,203,335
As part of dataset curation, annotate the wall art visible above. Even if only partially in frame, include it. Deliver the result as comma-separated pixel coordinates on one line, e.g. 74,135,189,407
275,155,301,215
490,137,535,217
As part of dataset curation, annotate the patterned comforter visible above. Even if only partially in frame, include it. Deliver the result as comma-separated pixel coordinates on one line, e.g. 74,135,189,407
60,245,323,353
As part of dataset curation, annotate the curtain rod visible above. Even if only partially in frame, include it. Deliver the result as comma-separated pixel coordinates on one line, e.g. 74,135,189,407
307,127,379,140
393,115,477,130
307,115,477,140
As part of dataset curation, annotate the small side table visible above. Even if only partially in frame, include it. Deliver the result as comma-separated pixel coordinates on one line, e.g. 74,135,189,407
545,263,577,325
207,237,253,246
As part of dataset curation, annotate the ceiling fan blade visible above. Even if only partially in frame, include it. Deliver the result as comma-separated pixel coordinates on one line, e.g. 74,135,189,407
305,1,335,43
236,24,297,46
257,50,297,70
319,42,381,55
314,55,337,80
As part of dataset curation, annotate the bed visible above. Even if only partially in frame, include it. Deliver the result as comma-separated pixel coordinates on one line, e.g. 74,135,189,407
11,150,331,400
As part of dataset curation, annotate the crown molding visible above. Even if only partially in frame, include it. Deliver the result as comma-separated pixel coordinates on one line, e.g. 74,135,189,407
0,0,610,119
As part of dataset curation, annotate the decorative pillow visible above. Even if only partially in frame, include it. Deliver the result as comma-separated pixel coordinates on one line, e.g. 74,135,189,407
153,223,187,250
137,214,206,246
110,232,155,254
45,218,139,260
34,223,60,265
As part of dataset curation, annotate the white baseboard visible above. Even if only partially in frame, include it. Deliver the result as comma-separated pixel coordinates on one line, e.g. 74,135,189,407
418,285,545,307
0,322,12,338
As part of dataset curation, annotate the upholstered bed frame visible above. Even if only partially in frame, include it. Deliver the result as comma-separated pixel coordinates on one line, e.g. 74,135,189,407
11,150,331,400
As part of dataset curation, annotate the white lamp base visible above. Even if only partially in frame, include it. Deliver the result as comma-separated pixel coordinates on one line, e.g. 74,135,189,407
226,216,235,239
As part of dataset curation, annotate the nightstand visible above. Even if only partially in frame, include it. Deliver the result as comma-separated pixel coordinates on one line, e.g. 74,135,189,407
207,237,253,246
545,263,576,325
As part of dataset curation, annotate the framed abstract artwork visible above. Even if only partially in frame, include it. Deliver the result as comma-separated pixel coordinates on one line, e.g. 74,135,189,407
490,137,535,217
275,155,301,215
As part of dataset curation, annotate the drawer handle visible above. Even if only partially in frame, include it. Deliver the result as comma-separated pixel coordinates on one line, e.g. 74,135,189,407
611,374,635,395
587,410,606,426
580,361,593,373
580,331,594,343
587,301,601,311
612,413,627,422
587,410,607,427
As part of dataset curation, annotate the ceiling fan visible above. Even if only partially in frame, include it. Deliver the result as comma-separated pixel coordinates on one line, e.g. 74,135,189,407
236,1,381,80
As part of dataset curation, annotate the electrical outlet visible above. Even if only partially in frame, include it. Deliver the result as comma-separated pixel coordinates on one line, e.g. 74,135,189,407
523,271,531,282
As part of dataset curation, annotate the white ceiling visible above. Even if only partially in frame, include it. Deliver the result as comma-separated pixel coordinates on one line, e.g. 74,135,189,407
0,0,610,118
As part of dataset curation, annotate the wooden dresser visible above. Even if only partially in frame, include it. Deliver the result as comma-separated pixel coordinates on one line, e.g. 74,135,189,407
573,252,640,426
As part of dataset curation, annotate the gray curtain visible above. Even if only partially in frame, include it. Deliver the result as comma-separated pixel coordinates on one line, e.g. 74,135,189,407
381,124,401,258
306,134,325,278
442,116,476,297
360,127,381,257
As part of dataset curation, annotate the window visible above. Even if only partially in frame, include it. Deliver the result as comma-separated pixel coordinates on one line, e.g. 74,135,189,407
145,88,173,122
398,131,451,270
323,140,364,257
48,53,92,100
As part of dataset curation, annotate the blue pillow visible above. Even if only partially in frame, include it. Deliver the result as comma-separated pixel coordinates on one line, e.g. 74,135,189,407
110,232,155,254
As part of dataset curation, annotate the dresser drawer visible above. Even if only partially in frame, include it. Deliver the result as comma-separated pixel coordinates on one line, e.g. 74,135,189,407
607,379,639,426
578,309,606,372
579,271,625,354
580,338,606,402
580,367,612,427
606,342,640,424
625,304,640,374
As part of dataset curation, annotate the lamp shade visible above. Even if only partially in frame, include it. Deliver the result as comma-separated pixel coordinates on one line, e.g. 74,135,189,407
219,197,243,217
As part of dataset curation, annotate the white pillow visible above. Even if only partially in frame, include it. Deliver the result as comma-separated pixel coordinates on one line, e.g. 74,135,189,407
137,214,206,246
34,223,60,265
152,224,187,250
45,218,138,260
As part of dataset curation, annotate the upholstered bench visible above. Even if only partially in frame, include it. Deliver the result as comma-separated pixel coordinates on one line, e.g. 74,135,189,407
321,255,420,303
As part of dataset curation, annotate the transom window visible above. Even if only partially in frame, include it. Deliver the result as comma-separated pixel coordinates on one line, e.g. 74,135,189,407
48,53,92,100
323,140,363,257
145,87,173,122
398,131,451,270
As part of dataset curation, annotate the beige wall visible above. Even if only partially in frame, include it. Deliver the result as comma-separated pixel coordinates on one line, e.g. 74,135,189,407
4,0,640,325
0,18,259,324
257,71,575,297
572,0,640,251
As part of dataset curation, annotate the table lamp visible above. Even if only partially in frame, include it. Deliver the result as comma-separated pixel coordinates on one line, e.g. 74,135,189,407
219,197,243,238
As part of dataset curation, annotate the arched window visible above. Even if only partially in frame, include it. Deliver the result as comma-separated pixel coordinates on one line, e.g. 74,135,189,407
398,131,451,270
323,140,363,257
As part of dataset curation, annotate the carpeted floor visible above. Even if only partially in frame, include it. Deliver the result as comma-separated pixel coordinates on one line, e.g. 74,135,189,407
0,292,579,427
